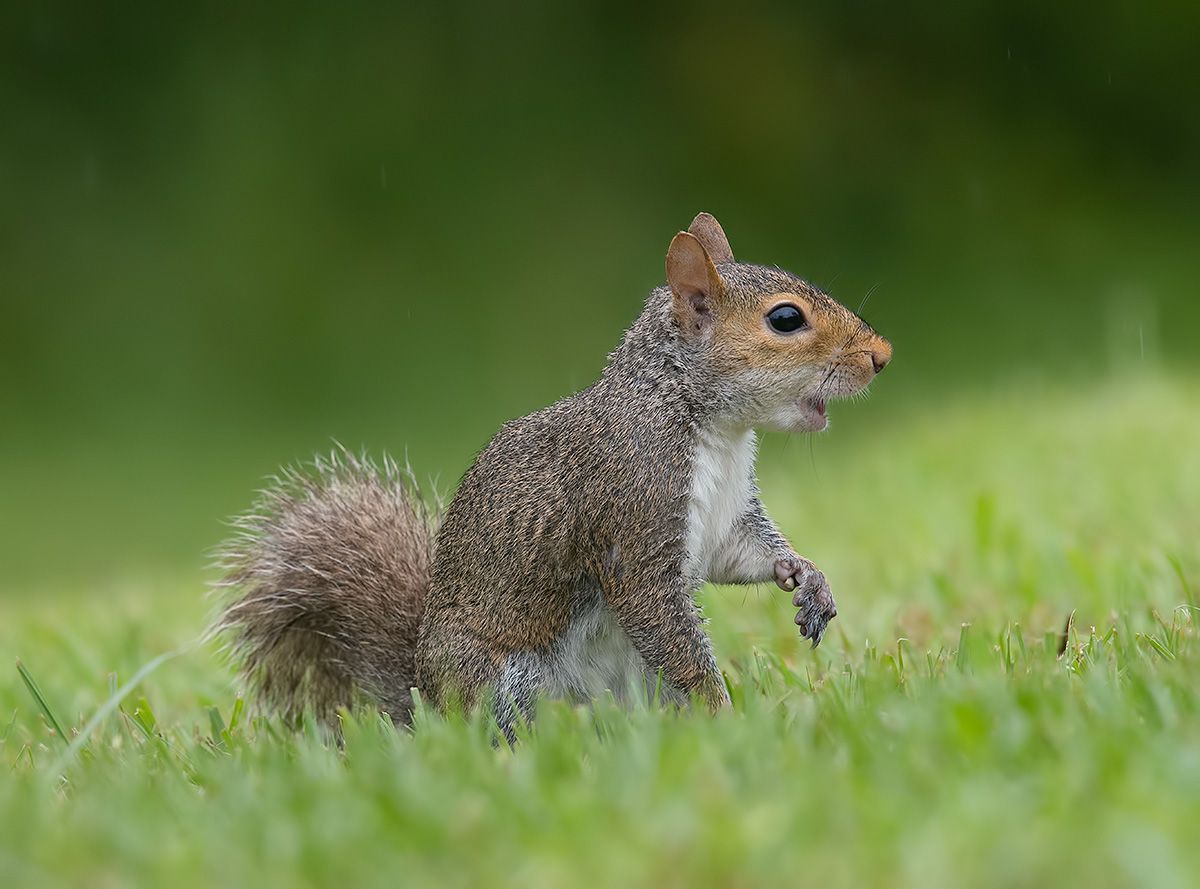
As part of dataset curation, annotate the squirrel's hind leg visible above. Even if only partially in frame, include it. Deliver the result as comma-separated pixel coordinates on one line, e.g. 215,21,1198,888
416,624,543,744
492,652,545,744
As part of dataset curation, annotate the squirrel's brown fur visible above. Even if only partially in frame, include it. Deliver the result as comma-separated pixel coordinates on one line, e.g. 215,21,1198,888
215,213,891,738
213,451,434,725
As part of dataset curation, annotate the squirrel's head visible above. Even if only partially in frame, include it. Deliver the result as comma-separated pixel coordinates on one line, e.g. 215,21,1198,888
666,212,892,433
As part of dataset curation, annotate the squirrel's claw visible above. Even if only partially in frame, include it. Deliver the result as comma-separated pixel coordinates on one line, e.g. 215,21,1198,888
776,553,836,647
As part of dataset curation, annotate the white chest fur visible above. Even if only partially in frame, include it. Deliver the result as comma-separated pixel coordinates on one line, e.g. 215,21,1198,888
684,425,757,581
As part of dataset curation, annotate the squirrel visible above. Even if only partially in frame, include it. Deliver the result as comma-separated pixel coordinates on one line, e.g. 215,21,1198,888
214,213,892,740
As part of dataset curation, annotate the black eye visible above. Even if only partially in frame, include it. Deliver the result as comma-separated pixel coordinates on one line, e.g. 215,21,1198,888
766,304,808,333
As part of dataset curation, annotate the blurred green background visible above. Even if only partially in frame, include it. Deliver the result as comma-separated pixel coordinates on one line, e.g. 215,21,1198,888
2,1,1197,593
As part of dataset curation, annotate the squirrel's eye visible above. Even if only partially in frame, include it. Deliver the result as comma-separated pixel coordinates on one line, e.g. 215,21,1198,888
766,304,808,334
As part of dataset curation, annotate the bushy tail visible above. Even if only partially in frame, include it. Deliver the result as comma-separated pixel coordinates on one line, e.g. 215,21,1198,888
212,449,436,726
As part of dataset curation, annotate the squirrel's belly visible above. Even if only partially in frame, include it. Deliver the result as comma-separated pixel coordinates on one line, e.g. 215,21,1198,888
543,600,646,703
684,426,758,582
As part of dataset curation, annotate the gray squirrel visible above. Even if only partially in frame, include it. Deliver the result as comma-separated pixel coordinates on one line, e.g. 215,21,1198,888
215,213,892,740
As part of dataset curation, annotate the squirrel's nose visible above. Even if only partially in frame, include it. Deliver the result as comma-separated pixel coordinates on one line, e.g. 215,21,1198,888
870,345,891,375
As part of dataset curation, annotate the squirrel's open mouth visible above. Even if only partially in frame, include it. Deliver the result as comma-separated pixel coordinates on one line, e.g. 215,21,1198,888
794,396,829,432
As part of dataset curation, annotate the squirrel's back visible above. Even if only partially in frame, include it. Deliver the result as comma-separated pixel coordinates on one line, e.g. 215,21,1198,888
415,360,693,706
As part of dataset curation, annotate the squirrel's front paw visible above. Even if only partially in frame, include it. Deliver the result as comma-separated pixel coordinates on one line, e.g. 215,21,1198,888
774,555,836,647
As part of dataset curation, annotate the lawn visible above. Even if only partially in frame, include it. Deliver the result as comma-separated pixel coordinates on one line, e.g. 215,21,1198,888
2,374,1198,889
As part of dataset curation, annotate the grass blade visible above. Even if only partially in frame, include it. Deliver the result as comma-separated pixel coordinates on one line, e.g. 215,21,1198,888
2,709,18,743
1057,611,1075,658
15,659,69,747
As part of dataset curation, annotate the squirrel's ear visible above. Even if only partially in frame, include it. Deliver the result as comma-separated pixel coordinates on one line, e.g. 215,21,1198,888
687,212,734,264
666,231,726,334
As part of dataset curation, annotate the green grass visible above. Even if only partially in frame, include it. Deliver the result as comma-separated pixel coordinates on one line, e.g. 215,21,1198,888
3,375,1199,888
